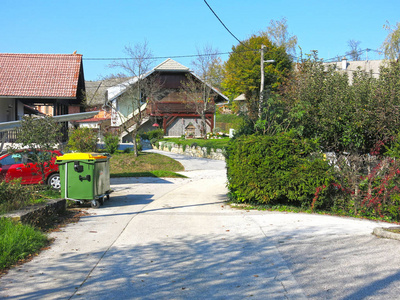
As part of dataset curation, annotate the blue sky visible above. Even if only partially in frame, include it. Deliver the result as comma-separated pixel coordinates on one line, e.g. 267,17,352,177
2,0,399,81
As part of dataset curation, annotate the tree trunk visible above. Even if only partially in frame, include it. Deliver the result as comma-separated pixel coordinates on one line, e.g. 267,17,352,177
132,131,139,157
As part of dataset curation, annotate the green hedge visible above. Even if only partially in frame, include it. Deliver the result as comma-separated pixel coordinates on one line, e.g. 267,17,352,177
226,133,334,207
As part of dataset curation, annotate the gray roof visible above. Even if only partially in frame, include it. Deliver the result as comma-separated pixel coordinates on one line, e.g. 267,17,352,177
154,58,190,72
85,78,131,107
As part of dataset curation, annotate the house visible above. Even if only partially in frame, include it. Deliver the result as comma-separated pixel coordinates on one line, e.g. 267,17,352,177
0,53,85,121
323,57,384,84
0,52,86,142
70,108,111,142
106,58,228,141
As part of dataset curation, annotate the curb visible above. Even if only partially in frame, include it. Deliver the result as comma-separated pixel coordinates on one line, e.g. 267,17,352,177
373,227,400,241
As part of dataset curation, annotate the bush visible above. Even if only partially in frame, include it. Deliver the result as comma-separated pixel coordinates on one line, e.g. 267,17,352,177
140,129,164,142
215,114,244,131
226,132,334,207
103,133,119,154
67,127,97,152
0,180,37,214
148,129,164,141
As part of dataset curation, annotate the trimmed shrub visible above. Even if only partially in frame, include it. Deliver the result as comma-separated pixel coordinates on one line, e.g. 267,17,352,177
226,132,334,207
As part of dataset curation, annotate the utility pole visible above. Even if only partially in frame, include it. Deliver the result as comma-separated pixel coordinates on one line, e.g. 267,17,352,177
259,45,275,119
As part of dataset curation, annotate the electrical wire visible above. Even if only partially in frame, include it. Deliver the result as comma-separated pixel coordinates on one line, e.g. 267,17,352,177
322,48,383,63
84,51,242,61
203,0,256,51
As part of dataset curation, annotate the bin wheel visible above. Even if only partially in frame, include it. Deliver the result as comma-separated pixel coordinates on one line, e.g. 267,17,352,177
99,197,104,205
106,194,110,201
91,200,101,208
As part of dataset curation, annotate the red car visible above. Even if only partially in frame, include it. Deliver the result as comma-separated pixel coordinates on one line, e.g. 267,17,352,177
0,150,63,189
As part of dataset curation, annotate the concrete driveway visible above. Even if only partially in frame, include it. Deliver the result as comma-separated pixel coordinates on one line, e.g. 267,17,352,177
1,149,400,299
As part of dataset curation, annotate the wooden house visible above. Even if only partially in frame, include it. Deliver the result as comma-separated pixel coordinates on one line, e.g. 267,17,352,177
106,58,228,141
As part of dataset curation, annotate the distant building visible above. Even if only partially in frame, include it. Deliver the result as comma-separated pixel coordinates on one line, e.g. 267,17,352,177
323,57,384,84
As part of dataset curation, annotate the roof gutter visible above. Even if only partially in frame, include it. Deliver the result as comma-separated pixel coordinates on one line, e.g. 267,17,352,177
0,111,99,132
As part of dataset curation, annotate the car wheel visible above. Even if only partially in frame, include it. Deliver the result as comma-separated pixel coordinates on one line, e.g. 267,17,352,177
48,173,61,189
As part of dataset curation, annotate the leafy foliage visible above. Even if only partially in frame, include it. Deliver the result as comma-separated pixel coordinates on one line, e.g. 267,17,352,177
381,21,400,61
226,133,334,207
15,116,62,184
283,54,400,154
0,218,48,270
140,129,164,145
67,127,98,152
222,34,292,119
17,116,62,149
103,133,119,154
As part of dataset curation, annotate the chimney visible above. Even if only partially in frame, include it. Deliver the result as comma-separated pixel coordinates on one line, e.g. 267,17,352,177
342,57,348,70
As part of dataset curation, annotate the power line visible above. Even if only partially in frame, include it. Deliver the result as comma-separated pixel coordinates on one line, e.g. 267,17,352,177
322,48,383,63
83,51,236,61
203,0,256,51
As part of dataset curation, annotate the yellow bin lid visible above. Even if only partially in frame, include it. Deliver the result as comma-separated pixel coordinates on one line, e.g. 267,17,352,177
56,153,108,161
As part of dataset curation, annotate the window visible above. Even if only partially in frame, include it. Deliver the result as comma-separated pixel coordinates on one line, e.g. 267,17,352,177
0,154,23,166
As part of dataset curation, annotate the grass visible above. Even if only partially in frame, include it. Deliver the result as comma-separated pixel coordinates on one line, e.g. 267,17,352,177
385,228,400,233
110,151,186,178
0,217,49,270
160,137,230,149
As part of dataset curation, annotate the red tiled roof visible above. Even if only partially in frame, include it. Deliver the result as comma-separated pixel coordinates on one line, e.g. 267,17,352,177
74,110,111,123
0,53,83,98
74,117,110,123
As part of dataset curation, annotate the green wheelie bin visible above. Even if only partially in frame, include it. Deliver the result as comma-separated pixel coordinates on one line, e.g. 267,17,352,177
56,153,112,208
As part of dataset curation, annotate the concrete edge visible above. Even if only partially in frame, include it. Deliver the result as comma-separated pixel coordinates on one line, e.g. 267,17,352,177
3,199,67,228
373,227,400,241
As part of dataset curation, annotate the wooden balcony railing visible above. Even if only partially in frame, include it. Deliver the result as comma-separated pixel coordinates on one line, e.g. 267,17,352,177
147,101,215,116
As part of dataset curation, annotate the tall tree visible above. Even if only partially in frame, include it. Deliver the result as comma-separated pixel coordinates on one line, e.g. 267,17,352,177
347,40,362,61
222,34,292,120
181,46,222,138
109,41,160,156
381,21,400,61
262,17,298,57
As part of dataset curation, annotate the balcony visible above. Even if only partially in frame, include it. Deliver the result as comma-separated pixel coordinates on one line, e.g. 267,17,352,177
147,101,215,116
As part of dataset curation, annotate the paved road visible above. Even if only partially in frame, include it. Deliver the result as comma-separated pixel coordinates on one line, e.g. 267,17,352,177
1,150,400,299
